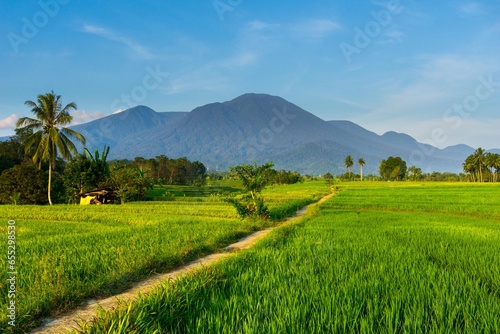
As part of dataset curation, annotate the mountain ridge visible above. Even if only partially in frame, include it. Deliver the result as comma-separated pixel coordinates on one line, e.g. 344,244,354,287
2,93,486,175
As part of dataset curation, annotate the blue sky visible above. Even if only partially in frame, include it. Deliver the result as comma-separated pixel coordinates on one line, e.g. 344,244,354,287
1,0,499,149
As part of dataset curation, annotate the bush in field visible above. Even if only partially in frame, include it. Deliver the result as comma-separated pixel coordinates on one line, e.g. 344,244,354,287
267,169,303,185
109,162,153,203
379,156,407,181
224,162,274,219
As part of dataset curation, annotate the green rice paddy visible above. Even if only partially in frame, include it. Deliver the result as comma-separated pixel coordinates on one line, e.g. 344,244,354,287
76,182,500,334
0,181,329,333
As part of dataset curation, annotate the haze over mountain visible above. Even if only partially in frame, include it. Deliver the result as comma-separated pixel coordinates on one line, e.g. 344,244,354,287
67,93,483,175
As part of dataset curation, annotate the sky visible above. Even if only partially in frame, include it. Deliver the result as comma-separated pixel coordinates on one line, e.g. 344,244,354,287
1,0,499,149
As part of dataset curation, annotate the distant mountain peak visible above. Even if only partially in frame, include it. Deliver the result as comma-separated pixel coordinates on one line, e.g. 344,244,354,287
119,105,156,114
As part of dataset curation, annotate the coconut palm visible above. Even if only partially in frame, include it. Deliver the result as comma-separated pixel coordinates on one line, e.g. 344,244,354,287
344,155,354,179
16,91,86,205
472,148,486,182
485,152,500,182
358,158,365,181
462,155,476,182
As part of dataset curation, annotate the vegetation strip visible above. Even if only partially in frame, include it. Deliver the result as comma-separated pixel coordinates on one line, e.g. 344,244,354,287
30,192,334,334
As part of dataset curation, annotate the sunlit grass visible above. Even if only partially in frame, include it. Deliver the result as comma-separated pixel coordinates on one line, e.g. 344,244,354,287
78,182,500,333
0,181,330,333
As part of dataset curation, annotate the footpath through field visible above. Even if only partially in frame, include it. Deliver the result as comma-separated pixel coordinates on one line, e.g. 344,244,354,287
31,191,336,334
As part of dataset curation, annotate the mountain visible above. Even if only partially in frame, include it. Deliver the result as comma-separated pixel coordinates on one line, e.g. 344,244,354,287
69,93,480,174
71,106,187,150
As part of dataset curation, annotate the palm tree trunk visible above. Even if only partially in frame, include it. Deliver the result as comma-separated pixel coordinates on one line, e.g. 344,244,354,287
360,166,363,181
48,160,53,205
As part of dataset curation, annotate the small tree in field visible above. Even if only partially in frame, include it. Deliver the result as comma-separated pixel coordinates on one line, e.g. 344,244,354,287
224,162,274,219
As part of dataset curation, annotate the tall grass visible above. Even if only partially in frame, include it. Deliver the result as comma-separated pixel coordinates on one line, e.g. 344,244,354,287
0,181,330,333
78,183,500,333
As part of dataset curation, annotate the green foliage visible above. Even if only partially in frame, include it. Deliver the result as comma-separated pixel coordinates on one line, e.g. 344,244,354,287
422,171,465,182
224,194,270,220
0,137,24,175
463,148,500,182
8,192,21,205
140,155,207,186
407,165,423,181
226,162,274,219
63,153,110,203
230,162,274,194
379,156,407,181
109,163,154,203
267,169,303,185
84,145,111,178
344,155,354,177
0,164,47,204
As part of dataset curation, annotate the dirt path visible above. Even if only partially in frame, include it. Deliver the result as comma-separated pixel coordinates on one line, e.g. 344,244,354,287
31,192,335,334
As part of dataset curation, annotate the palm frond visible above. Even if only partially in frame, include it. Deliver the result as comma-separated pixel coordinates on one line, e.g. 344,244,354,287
23,131,42,155
60,127,86,145
56,130,78,160
16,116,42,129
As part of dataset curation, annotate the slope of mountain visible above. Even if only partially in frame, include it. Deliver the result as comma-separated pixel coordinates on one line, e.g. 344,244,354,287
71,105,187,149
69,94,482,174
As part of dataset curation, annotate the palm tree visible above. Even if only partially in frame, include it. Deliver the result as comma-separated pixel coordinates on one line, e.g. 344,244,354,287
344,155,354,179
485,152,500,182
463,155,476,182
358,158,365,181
472,148,486,182
16,91,86,205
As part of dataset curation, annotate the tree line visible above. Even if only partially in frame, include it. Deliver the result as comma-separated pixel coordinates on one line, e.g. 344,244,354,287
340,155,473,182
0,136,209,204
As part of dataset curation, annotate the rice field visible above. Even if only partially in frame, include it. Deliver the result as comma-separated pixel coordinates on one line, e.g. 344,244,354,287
77,182,500,333
0,181,330,333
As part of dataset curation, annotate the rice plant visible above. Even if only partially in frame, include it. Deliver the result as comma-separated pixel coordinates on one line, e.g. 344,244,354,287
77,182,500,333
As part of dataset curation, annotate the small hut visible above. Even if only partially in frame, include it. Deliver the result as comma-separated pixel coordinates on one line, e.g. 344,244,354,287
79,188,117,205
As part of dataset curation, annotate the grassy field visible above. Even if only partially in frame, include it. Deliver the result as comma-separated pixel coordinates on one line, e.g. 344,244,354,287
0,181,330,333
78,182,500,333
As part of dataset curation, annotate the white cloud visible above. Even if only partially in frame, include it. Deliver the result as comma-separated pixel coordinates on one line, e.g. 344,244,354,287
290,19,341,39
81,24,154,59
354,53,500,137
70,110,106,125
459,2,484,15
377,29,405,44
0,114,19,129
247,20,281,31
245,18,340,40
222,52,259,67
